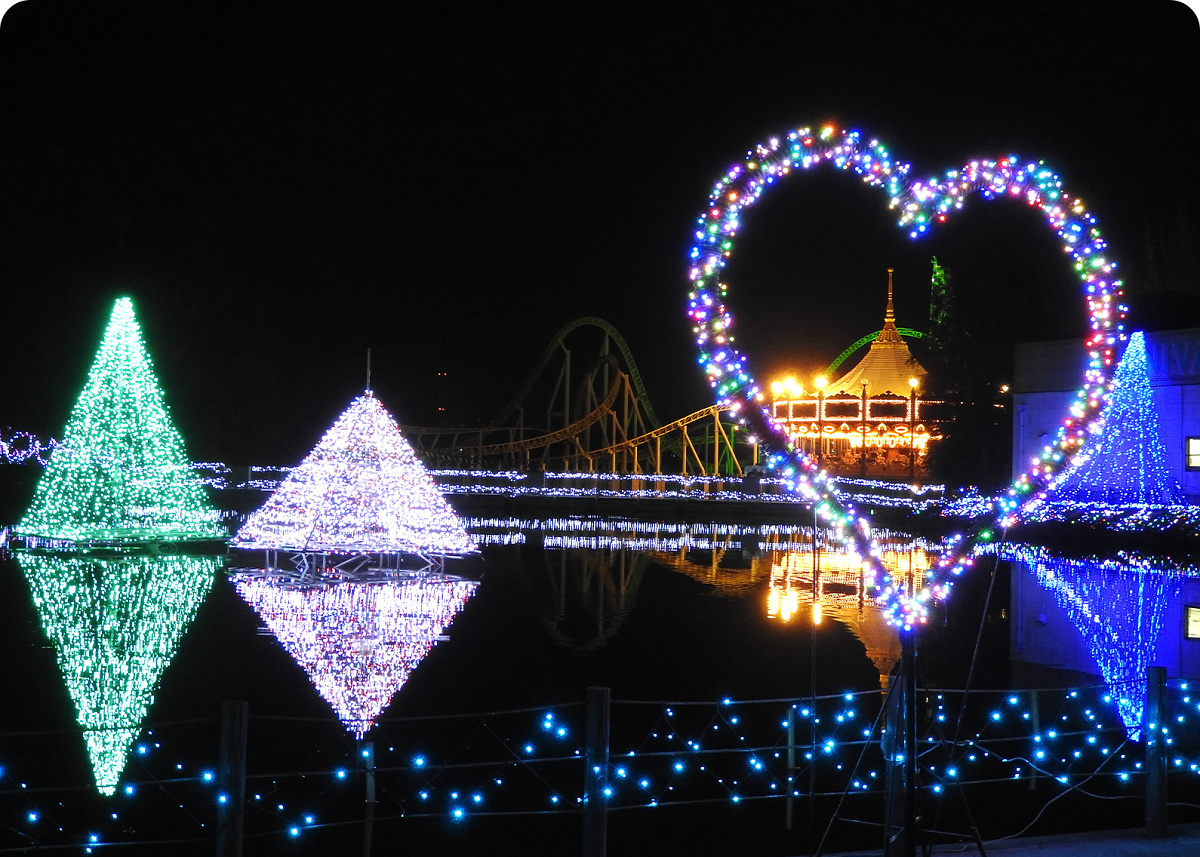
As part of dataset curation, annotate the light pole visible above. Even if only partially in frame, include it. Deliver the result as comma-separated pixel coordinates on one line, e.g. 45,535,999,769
814,375,827,467
860,379,869,477
908,377,919,481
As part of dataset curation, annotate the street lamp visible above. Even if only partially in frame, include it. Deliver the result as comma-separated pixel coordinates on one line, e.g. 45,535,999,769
908,377,919,480
860,379,869,477
814,375,827,467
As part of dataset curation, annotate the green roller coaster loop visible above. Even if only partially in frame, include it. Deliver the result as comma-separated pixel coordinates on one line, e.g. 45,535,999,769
821,327,925,378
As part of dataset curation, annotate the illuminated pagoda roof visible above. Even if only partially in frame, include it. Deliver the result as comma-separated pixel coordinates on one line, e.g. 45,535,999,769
232,391,475,557
823,270,926,397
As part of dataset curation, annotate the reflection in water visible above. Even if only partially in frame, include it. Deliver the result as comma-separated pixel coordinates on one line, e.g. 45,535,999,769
15,551,218,794
233,573,478,736
486,540,647,651
467,516,937,685
535,548,646,651
1012,551,1181,739
766,533,937,685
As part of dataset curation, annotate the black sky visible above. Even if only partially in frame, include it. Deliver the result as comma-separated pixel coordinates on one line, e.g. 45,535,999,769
1,1,1198,466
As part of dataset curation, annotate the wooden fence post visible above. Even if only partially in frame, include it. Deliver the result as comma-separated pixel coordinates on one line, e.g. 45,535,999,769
1145,666,1167,838
216,701,248,857
583,687,611,857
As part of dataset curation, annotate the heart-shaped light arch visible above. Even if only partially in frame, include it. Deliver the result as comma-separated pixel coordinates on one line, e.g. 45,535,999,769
687,124,1126,630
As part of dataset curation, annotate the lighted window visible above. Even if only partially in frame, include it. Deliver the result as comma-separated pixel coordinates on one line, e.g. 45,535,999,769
1187,605,1200,641
1188,437,1200,471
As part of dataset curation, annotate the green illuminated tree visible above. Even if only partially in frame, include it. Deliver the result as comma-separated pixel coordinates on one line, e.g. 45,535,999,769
16,297,223,542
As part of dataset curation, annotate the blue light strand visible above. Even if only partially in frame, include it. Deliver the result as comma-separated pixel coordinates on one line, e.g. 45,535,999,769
4,682,1200,848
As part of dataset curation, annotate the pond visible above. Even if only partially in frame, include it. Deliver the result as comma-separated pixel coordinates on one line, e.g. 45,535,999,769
2,512,1197,856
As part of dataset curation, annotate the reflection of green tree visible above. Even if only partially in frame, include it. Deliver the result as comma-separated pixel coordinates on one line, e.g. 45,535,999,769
496,545,647,652
16,552,219,794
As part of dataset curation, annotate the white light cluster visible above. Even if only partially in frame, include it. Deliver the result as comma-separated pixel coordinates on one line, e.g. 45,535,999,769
232,392,476,557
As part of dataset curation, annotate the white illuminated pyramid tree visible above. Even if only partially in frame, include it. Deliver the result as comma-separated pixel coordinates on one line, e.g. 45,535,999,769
16,297,223,543
1052,331,1182,506
234,575,478,737
232,391,475,557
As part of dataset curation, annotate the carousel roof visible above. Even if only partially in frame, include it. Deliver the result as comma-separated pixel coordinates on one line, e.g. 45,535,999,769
823,270,926,397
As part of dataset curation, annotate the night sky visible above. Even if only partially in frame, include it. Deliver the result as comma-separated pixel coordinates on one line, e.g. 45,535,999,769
2,2,1198,468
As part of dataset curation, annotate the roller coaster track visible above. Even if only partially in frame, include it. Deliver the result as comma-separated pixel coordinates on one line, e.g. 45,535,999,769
822,327,925,377
396,316,748,472
399,318,688,468
488,317,664,431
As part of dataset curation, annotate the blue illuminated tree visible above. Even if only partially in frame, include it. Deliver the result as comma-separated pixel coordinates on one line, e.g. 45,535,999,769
1052,331,1182,505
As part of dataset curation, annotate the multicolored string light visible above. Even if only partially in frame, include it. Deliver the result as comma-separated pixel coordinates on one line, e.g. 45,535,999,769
1,427,59,465
14,298,223,543
686,123,1126,629
232,392,476,557
15,551,219,795
233,574,478,737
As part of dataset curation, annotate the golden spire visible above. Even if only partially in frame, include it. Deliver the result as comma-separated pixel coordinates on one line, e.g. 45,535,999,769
878,268,902,343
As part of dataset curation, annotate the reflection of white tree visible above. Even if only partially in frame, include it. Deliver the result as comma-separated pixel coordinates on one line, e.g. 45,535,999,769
232,391,475,557
234,575,478,737
1030,556,1172,739
17,552,218,794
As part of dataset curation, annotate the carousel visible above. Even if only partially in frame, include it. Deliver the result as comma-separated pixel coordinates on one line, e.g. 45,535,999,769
769,270,939,479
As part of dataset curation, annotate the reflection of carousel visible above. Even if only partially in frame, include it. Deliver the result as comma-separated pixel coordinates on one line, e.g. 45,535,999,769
765,530,936,686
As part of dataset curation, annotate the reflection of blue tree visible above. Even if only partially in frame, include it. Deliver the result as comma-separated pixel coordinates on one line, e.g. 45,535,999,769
1053,331,1181,505
1030,555,1171,738
16,552,218,794
234,574,477,737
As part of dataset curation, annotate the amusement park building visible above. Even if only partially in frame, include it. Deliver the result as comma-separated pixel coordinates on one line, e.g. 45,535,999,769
769,271,934,474
1011,326,1200,505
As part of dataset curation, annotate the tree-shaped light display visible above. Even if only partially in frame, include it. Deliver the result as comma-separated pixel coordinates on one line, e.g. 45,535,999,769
232,391,475,556
1050,331,1182,506
15,298,223,543
16,552,219,794
233,574,478,737
1027,554,1172,739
